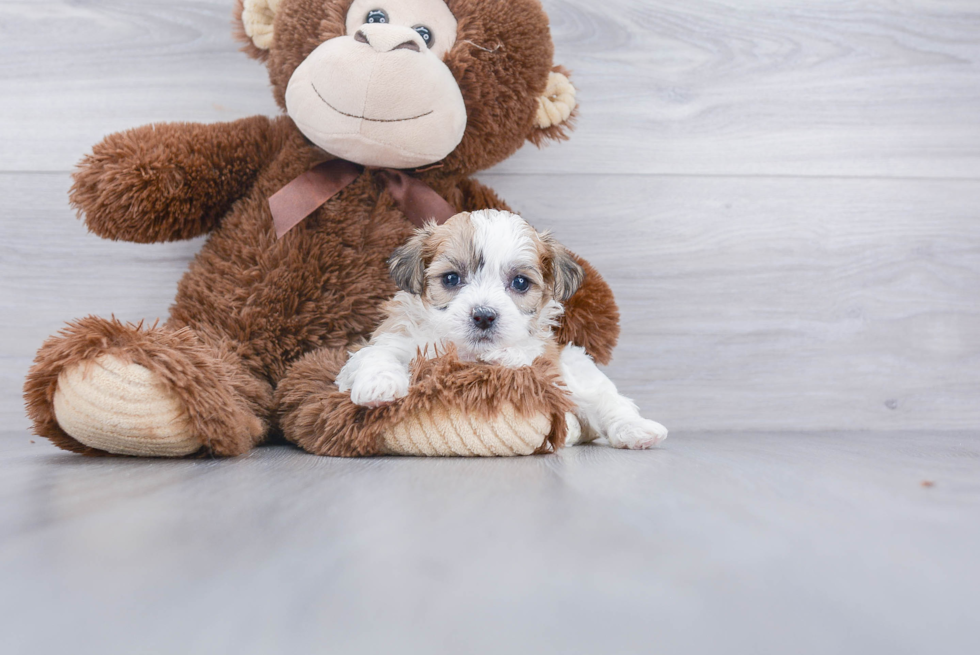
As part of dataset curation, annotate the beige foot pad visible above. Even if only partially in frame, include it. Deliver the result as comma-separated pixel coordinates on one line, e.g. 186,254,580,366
382,401,552,457
53,354,200,457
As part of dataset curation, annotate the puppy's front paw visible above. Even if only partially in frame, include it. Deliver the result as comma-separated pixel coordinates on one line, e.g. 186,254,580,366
607,418,668,450
349,369,411,408
480,345,540,368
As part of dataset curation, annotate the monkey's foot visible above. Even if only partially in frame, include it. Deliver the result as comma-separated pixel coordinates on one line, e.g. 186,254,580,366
53,354,200,457
25,316,269,457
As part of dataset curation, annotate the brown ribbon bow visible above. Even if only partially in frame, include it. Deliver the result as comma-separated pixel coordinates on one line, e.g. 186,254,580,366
268,159,458,238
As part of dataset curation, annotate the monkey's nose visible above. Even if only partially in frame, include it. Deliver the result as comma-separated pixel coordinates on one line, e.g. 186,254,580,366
471,307,497,331
354,25,424,54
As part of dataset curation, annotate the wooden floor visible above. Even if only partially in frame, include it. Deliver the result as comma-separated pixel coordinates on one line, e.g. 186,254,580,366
2,431,978,654
2,1,979,652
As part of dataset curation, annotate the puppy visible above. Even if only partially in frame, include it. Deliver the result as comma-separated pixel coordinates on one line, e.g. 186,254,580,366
336,209,668,450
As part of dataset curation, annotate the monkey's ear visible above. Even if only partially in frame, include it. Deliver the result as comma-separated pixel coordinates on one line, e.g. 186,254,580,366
235,0,281,58
527,68,577,147
389,225,436,295
542,233,586,303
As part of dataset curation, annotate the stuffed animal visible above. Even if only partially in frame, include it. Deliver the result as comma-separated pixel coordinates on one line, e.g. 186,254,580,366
24,0,620,458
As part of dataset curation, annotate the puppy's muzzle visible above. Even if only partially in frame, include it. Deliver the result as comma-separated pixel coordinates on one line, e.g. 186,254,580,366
471,307,497,332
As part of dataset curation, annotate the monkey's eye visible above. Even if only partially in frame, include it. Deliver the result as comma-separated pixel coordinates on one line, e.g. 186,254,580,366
366,9,388,24
511,276,531,293
414,26,433,47
442,272,461,288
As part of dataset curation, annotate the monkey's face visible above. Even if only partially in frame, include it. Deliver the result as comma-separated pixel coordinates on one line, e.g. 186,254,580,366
284,0,467,168
237,0,576,174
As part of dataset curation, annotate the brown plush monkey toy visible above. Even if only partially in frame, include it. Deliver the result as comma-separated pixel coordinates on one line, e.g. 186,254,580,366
24,0,620,458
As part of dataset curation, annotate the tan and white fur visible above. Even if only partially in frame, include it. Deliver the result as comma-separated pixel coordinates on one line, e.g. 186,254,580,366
337,210,668,450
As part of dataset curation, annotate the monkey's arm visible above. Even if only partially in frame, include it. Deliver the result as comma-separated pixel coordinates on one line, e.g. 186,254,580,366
456,178,621,365
70,116,279,243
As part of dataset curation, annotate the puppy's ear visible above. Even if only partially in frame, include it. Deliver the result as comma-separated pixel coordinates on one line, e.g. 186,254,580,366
542,233,586,303
389,225,435,294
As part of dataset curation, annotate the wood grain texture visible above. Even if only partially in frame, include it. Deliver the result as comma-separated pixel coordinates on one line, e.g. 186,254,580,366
0,0,279,173
538,0,980,177
1,1,979,177
1,431,978,654
4,172,978,432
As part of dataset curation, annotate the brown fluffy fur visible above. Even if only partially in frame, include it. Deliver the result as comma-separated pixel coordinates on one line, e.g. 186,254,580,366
557,257,620,366
26,0,620,457
276,346,572,457
24,317,272,456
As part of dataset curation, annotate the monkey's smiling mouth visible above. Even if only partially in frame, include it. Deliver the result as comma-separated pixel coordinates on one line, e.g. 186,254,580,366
312,83,434,123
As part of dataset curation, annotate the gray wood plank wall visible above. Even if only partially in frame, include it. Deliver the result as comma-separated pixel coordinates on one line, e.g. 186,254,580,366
2,0,978,433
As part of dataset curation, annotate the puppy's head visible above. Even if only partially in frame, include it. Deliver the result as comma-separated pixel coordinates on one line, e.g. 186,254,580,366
388,210,585,355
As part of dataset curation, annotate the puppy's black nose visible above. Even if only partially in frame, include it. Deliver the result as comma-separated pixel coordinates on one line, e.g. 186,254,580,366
471,307,497,331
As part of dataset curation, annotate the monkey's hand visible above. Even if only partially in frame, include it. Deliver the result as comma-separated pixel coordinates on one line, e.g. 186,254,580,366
70,116,278,243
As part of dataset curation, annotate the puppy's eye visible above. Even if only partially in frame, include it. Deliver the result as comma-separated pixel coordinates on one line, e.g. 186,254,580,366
442,272,461,288
366,9,388,24
414,26,433,47
511,275,531,293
